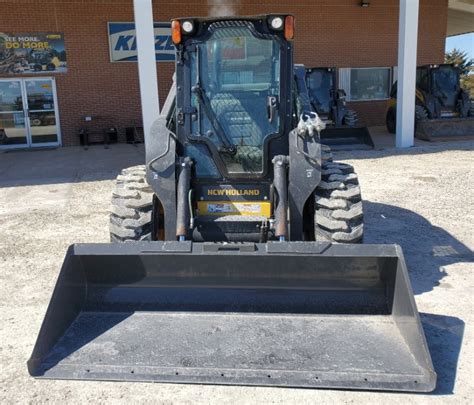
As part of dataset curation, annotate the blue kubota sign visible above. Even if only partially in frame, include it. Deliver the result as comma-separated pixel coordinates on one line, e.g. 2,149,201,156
108,22,175,62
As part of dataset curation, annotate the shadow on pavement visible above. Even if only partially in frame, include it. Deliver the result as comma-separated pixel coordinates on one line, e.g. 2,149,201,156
364,201,468,394
2,132,472,188
0,144,145,188
421,313,465,395
333,136,473,161
364,201,473,295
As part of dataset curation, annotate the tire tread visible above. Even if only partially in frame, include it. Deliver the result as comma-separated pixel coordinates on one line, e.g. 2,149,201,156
314,161,364,243
109,165,154,242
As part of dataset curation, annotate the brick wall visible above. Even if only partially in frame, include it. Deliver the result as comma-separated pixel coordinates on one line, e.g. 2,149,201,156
0,0,448,145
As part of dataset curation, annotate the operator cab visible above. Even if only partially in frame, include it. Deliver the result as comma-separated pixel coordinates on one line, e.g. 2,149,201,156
171,15,294,179
305,67,336,119
417,64,463,116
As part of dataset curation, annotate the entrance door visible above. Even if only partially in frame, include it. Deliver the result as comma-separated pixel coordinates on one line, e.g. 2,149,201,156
0,79,28,147
0,78,61,149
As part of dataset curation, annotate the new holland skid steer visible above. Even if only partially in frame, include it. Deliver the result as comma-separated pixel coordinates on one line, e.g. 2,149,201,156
302,66,374,150
28,15,436,392
386,64,474,140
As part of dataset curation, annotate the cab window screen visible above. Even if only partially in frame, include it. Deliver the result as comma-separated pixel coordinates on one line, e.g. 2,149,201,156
189,25,281,175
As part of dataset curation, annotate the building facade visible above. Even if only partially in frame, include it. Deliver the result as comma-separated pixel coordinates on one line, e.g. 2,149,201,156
0,0,448,148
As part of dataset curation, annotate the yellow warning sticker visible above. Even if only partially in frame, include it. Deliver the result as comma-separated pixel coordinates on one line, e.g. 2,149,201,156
198,201,271,217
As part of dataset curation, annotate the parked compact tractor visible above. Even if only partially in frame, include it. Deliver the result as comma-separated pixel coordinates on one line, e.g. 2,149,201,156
28,15,435,392
302,66,374,149
387,64,474,140
29,50,60,72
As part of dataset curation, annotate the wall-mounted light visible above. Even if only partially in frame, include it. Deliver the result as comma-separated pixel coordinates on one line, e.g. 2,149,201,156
361,0,370,7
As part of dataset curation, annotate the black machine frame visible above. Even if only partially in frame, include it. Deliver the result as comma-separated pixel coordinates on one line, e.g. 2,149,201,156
389,64,472,120
386,63,474,137
300,65,374,149
416,64,471,118
27,14,437,393
145,15,322,242
304,67,347,126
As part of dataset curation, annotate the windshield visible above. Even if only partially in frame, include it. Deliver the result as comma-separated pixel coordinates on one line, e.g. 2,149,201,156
190,24,281,175
306,69,333,115
416,68,430,92
432,66,459,108
433,66,458,93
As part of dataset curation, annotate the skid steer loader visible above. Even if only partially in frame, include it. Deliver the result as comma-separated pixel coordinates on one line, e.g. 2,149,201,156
28,15,436,392
302,66,374,150
386,64,474,140
30,50,60,72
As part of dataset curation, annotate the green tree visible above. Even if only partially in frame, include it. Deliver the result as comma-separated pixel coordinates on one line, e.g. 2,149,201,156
461,74,474,98
445,48,474,97
444,48,473,76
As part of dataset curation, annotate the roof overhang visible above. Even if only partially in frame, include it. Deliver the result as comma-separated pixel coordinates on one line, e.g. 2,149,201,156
448,0,474,36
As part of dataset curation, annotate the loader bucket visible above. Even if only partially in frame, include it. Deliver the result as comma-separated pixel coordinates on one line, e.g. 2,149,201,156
416,117,474,141
28,242,436,392
321,126,374,150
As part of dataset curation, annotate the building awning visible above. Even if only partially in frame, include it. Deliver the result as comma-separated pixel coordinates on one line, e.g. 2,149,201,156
448,0,474,36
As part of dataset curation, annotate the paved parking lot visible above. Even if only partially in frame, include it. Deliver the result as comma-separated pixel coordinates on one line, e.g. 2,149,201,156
1,141,473,404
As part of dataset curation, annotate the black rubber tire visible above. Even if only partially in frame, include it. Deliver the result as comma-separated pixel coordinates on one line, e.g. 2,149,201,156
343,109,359,127
386,108,396,134
109,165,154,242
456,100,465,117
0,129,7,144
314,161,363,243
31,117,42,126
415,105,429,122
321,144,333,163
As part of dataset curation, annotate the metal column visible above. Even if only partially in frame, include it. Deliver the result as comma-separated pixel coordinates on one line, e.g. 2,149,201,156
133,0,160,149
396,0,420,148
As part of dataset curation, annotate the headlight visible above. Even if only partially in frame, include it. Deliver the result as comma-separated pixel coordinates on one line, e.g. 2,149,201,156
182,20,194,34
269,17,284,31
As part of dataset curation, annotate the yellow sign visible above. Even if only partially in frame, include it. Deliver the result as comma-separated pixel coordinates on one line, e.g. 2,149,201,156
207,189,261,197
6,41,49,49
198,201,271,217
0,32,67,75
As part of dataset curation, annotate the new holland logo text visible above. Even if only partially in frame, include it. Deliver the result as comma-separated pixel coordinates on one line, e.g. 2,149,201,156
207,189,261,197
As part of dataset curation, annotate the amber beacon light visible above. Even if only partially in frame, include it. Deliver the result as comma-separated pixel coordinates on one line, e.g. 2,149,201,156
171,20,182,45
284,16,295,40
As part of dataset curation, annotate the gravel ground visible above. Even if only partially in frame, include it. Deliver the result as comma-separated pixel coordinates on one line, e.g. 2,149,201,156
0,142,473,404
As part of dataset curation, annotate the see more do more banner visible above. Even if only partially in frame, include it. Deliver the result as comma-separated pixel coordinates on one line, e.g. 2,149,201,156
0,33,67,74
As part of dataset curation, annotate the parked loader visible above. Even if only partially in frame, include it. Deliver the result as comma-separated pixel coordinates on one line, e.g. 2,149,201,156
28,15,435,392
303,66,374,149
386,64,474,140
29,50,60,72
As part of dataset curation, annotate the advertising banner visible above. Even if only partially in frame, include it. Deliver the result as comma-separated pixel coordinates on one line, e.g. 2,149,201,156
0,33,67,74
108,22,175,62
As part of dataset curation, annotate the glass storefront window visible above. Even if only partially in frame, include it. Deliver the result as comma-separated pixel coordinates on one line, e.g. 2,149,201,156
0,78,60,148
0,81,23,112
350,68,391,101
